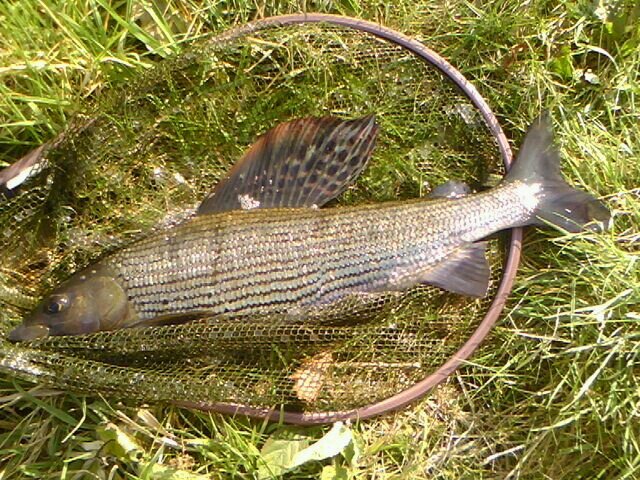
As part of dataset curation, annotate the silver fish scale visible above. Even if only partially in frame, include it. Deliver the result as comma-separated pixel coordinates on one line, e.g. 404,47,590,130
105,182,535,321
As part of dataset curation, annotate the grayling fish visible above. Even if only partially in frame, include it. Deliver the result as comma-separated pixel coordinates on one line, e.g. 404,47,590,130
8,114,610,341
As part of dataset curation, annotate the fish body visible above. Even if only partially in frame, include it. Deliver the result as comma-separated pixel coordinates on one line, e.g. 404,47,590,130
105,184,528,321
8,114,611,340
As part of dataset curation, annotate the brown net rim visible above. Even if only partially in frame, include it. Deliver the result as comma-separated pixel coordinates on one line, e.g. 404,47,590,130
0,13,522,425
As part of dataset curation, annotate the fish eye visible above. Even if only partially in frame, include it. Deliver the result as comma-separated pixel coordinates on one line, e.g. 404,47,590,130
46,295,69,314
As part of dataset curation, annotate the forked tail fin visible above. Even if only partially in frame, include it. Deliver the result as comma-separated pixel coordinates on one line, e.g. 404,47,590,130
504,113,611,232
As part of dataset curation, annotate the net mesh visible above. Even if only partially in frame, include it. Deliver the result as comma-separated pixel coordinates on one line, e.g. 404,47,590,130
0,22,505,414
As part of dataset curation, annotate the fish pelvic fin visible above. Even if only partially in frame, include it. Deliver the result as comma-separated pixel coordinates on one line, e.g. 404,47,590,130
504,113,611,233
197,115,378,214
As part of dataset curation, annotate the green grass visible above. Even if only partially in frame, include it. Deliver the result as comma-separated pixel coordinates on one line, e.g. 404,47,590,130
0,0,638,479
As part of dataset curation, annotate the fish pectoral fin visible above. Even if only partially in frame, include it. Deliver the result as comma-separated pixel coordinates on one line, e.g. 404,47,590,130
428,180,471,199
127,312,209,329
419,241,491,297
197,115,379,214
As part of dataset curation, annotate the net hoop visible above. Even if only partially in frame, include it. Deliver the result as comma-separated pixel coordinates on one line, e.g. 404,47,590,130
0,13,522,424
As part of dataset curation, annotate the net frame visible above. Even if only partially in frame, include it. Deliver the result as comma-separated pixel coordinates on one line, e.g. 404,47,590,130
0,13,521,425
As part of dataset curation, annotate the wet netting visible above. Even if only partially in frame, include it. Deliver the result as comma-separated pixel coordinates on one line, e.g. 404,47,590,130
0,15,514,423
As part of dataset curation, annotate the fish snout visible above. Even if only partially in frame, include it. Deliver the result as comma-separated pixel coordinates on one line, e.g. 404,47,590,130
7,323,50,342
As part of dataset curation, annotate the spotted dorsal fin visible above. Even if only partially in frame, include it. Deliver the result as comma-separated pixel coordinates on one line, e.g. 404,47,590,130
197,115,378,214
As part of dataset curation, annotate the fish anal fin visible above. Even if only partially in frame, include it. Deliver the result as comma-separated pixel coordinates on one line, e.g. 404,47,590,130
197,115,379,214
420,242,491,297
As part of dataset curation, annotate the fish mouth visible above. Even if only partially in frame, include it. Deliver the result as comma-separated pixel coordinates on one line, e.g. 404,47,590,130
7,324,50,342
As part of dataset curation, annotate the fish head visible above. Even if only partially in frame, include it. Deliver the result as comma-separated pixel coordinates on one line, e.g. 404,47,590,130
8,266,135,341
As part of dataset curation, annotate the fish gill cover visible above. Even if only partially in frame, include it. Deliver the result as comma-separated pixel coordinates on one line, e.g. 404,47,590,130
0,21,506,416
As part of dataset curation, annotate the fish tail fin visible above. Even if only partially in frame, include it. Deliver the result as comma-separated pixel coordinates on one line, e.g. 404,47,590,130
504,113,611,232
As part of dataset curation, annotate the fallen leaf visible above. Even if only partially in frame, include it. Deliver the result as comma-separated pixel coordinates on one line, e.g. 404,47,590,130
256,422,354,478
96,422,144,462
291,351,333,403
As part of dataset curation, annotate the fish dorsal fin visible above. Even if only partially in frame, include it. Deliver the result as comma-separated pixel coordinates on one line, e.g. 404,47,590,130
428,180,471,199
197,115,379,214
420,241,490,297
